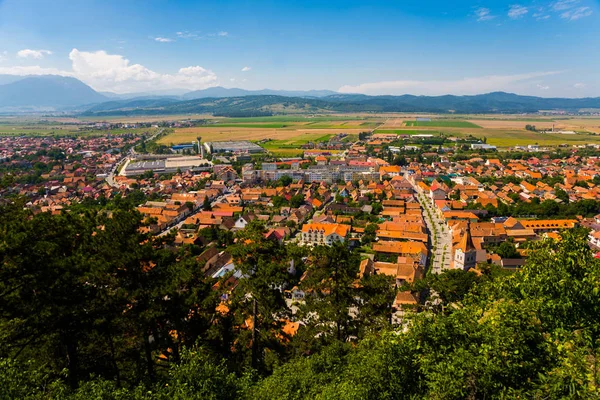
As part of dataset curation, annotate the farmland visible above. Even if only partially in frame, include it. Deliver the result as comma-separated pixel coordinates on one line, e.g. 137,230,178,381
404,120,482,128
374,129,440,135
3,114,600,153
0,122,156,137
261,134,334,156
156,116,383,155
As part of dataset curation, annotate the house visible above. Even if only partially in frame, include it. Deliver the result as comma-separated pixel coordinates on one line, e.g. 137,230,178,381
429,181,448,202
372,241,428,265
300,223,350,246
234,214,256,229
360,258,423,286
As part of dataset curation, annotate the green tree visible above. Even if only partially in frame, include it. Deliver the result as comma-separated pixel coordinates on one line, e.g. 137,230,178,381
227,221,293,373
495,240,519,259
289,194,305,208
296,244,360,350
202,196,212,211
361,223,378,245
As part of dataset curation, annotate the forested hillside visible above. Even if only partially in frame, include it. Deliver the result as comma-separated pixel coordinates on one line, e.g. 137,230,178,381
1,199,599,399
80,92,600,117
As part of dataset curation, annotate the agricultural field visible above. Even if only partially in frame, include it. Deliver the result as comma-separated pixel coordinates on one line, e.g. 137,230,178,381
4,114,600,152
374,129,440,135
261,133,333,156
157,116,384,155
467,130,600,147
404,120,482,128
0,123,80,136
0,121,156,137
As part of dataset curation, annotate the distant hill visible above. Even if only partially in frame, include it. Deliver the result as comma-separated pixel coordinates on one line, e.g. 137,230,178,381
182,86,338,100
81,91,600,117
0,75,27,86
85,97,182,113
1,74,600,115
0,75,107,110
100,89,190,100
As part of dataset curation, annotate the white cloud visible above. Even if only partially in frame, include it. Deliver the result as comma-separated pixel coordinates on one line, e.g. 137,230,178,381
0,49,219,93
508,5,528,19
533,13,551,20
17,49,52,59
241,66,251,72
537,84,550,90
176,30,229,40
549,0,593,20
154,37,174,43
338,71,563,96
561,6,592,20
176,31,198,39
230,78,236,82
67,49,218,92
474,7,495,21
551,0,578,11
574,82,586,88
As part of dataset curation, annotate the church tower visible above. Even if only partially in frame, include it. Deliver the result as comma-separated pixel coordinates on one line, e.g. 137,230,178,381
454,222,477,271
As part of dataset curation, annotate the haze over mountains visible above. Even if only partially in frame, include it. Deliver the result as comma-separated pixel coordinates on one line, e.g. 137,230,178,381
2,74,600,115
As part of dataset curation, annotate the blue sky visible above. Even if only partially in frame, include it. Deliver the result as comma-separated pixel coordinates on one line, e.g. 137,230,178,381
0,0,598,96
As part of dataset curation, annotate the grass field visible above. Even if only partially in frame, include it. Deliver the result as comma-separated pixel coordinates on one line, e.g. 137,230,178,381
155,116,385,156
374,129,440,135
202,123,294,129
404,120,482,128
157,116,384,151
261,133,334,156
5,114,600,152
0,123,154,137
451,130,600,147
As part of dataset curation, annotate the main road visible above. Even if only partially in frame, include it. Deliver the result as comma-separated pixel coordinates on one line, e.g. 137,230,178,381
408,176,452,274
105,128,165,188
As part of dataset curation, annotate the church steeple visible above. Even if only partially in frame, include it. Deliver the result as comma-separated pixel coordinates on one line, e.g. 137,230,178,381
454,221,477,271
457,221,475,253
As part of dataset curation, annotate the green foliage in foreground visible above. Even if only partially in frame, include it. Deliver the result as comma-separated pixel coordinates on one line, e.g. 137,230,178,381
1,227,599,398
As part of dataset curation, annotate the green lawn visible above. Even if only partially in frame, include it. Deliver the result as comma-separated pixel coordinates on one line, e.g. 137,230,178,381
405,120,482,128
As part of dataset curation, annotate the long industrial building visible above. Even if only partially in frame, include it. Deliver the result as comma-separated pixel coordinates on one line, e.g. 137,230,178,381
123,156,212,177
205,141,265,154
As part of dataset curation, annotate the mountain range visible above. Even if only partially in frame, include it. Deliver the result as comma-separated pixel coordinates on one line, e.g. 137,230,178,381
2,74,600,115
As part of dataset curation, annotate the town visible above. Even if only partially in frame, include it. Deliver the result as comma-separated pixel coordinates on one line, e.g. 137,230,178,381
3,123,600,320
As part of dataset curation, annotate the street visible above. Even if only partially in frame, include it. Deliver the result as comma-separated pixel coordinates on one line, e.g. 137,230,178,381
408,177,452,274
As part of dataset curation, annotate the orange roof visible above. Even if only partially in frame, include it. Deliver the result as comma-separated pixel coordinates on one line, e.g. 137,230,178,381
395,291,418,305
443,211,479,220
301,223,350,237
520,219,577,230
372,241,427,256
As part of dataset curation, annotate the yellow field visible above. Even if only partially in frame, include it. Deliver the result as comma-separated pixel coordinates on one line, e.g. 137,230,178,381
467,118,600,133
158,126,371,145
147,115,600,151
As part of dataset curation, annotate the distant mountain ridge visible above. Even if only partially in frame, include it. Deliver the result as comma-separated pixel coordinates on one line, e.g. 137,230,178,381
182,86,338,100
82,92,600,117
2,74,600,115
0,75,107,109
